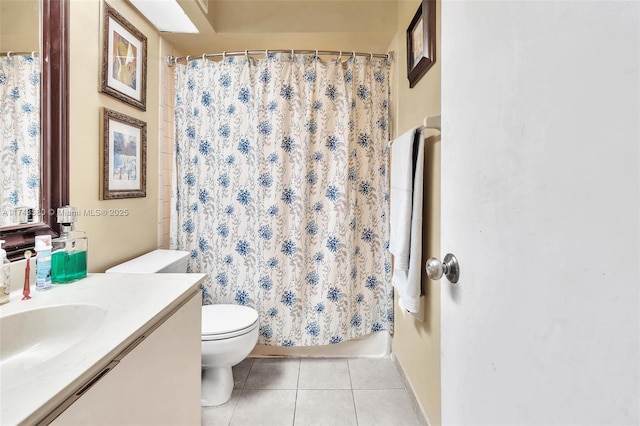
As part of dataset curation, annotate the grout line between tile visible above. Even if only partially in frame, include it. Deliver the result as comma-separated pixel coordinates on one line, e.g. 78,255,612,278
226,388,243,426
347,359,360,426
241,358,255,388
292,359,301,425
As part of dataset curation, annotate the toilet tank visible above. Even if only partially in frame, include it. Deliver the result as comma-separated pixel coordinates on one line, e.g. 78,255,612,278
105,249,190,273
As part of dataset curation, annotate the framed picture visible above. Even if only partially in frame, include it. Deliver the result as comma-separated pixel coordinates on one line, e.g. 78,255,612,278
101,108,147,199
101,2,147,110
406,0,436,88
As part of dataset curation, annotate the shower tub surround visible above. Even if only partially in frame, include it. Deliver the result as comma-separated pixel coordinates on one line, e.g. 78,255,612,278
0,272,205,425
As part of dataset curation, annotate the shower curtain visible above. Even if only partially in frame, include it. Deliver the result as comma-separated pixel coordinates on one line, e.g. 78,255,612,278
171,53,393,346
0,56,40,226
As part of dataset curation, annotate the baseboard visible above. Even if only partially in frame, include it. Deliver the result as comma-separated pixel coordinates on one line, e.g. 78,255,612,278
392,353,430,426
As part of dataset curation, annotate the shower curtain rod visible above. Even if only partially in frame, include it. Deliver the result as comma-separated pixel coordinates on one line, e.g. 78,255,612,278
1,51,39,58
166,50,392,66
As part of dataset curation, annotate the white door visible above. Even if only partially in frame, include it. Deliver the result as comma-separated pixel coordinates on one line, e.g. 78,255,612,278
440,1,639,424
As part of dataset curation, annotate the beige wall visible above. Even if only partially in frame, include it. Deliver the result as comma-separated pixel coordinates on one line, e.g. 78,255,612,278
163,0,397,55
69,0,161,272
0,0,39,52
389,1,442,425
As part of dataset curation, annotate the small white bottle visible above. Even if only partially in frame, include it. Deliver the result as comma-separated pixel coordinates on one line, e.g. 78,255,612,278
35,235,53,291
0,240,11,305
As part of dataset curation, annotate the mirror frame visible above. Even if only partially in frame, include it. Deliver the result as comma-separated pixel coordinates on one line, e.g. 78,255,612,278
1,0,69,260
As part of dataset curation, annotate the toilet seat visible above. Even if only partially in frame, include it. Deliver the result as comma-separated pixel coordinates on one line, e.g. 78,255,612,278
201,304,259,341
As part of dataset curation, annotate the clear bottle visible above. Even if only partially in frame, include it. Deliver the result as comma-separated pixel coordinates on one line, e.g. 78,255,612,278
52,206,87,284
0,240,11,305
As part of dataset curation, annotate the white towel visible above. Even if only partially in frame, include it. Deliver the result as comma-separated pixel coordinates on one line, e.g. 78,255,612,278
391,130,424,314
389,127,419,271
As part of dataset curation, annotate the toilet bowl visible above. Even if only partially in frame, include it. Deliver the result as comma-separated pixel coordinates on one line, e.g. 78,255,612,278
201,304,258,405
106,249,259,406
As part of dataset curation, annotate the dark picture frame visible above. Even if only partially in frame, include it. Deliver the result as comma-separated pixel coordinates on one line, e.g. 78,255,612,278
101,108,147,200
406,0,436,88
101,2,147,110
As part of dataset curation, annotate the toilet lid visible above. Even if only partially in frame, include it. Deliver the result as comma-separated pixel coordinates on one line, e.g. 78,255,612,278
201,304,259,336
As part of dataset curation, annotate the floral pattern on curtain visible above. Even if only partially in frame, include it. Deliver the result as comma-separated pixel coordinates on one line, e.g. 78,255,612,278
172,54,393,346
0,56,40,226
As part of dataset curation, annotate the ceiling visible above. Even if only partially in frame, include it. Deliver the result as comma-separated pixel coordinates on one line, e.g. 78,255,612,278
160,0,399,56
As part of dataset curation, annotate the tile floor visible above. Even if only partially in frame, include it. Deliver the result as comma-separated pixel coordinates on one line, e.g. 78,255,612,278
201,357,424,426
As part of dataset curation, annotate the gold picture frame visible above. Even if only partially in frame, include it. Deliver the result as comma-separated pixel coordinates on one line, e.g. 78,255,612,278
101,108,147,199
101,2,147,110
406,0,436,88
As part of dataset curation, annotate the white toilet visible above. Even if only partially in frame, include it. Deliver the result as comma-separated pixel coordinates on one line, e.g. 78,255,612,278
106,249,259,406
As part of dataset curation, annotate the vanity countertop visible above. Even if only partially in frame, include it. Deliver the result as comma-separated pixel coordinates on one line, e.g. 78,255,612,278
0,272,205,425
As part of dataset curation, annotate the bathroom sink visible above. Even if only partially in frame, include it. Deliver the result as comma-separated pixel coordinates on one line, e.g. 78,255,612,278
0,304,107,381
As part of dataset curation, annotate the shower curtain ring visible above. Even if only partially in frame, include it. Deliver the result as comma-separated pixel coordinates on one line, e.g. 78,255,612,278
315,49,319,59
31,51,37,59
245,50,249,59
202,53,207,61
222,51,226,61
291,49,294,60
369,52,373,60
337,50,342,62
352,51,356,60
186,55,190,63
6,51,12,59
265,49,269,58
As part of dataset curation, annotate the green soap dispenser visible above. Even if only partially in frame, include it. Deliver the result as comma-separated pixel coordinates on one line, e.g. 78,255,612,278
52,206,88,283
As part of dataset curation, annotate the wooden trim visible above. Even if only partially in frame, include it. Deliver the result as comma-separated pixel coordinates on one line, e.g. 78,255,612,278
1,0,69,260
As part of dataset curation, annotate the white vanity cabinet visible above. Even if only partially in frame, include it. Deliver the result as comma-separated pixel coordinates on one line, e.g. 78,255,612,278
49,292,201,426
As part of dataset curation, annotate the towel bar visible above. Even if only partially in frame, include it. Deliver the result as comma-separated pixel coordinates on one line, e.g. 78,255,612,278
388,114,441,147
